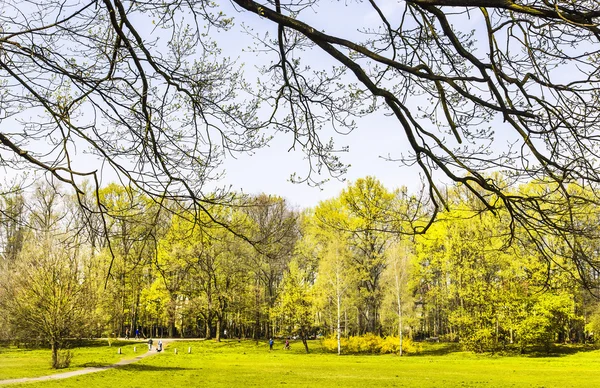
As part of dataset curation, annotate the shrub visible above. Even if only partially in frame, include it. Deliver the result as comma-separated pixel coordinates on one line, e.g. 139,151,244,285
321,336,339,351
53,349,73,369
462,328,496,353
321,334,419,355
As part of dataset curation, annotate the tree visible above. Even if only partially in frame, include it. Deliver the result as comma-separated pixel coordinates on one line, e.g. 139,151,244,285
243,195,299,339
315,177,396,334
384,240,414,356
410,179,591,352
229,0,600,275
0,186,26,263
274,259,315,353
313,231,352,355
0,234,98,368
97,183,162,338
0,0,264,221
158,204,254,340
515,293,579,353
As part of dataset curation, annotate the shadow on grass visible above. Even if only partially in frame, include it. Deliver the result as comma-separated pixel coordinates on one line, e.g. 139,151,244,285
413,342,462,356
119,364,191,372
519,344,599,358
67,339,144,348
80,362,113,368
412,342,599,358
0,338,147,351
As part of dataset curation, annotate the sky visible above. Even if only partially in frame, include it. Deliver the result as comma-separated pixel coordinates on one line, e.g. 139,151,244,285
0,0,529,210
210,0,486,208
212,0,429,208
219,111,420,209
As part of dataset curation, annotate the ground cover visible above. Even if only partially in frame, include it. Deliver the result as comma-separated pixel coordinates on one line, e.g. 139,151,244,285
3,340,600,387
0,340,146,380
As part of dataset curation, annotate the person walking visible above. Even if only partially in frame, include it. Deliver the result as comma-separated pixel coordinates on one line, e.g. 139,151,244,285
157,340,163,352
148,338,153,351
269,338,274,351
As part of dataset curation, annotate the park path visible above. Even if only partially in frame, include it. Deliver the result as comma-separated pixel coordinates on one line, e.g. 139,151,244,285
0,340,175,386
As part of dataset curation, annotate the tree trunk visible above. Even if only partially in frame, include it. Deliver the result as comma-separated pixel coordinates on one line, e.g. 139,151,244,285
51,340,59,369
301,330,310,353
168,297,176,338
254,278,261,343
337,293,342,355
216,317,221,342
396,274,403,357
205,317,212,339
344,309,348,336
398,294,403,357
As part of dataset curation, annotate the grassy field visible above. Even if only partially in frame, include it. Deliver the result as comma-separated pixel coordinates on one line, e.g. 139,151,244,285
2,340,600,387
0,340,145,380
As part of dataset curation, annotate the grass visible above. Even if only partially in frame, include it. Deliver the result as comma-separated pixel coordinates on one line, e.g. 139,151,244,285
3,339,600,387
0,339,146,380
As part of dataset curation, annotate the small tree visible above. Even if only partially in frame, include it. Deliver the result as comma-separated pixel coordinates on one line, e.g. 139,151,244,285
0,236,96,368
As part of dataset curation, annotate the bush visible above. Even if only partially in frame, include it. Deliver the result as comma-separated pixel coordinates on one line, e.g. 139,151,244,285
321,336,339,351
321,334,419,355
461,328,496,353
54,349,73,369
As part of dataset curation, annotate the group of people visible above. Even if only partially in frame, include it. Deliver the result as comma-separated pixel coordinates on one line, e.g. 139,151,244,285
123,327,163,352
147,338,163,352
129,329,294,353
124,328,141,340
269,338,290,351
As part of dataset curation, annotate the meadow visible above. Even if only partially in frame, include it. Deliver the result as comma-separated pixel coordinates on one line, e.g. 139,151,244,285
2,340,600,387
0,340,141,380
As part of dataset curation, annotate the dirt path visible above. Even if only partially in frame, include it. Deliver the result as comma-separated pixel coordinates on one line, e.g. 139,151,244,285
0,340,173,386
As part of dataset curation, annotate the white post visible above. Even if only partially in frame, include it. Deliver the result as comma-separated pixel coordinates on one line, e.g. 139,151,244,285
134,346,137,352
188,347,191,354
118,348,122,354
175,348,178,354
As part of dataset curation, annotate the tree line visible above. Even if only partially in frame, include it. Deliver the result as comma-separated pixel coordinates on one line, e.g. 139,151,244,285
1,175,600,366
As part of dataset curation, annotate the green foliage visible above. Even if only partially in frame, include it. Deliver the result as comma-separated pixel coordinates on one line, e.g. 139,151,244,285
515,293,580,351
585,304,600,340
273,260,314,352
461,328,496,353
412,183,590,354
0,235,98,368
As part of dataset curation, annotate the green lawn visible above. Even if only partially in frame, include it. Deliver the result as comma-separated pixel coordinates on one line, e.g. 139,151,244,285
3,340,600,387
0,340,146,380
